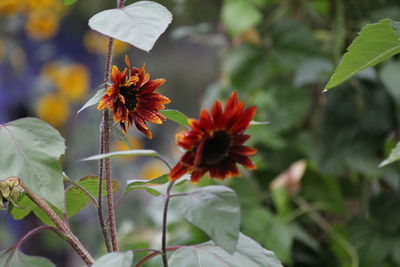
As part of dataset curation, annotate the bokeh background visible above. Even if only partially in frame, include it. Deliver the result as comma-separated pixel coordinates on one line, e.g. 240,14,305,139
1,0,400,266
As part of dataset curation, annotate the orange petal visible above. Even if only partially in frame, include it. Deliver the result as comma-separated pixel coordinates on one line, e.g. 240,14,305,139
111,65,120,85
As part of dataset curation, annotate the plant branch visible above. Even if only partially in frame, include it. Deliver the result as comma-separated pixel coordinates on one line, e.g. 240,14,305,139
161,181,176,267
135,246,183,267
14,225,61,249
295,197,359,267
20,183,94,266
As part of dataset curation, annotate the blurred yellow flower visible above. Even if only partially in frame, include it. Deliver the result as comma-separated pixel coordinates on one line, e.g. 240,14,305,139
41,61,60,82
84,31,129,55
25,10,59,41
40,62,90,102
112,135,143,151
0,0,24,16
36,94,70,128
139,160,169,180
56,64,90,102
0,40,5,63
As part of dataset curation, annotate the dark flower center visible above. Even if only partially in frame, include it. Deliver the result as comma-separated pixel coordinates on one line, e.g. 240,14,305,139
200,130,232,166
119,85,137,111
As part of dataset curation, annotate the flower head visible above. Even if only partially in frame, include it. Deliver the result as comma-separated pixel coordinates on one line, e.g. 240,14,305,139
170,92,257,183
98,56,170,138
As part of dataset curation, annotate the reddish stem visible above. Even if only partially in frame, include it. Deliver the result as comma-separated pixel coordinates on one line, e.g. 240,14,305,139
135,246,184,267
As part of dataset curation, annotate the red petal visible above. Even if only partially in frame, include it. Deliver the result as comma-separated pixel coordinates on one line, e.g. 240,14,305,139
133,114,153,139
137,109,165,124
232,134,251,145
169,162,188,180
140,93,171,104
229,106,257,133
190,168,207,183
212,101,224,129
229,154,256,170
224,91,239,116
199,109,213,131
231,145,257,156
139,79,166,94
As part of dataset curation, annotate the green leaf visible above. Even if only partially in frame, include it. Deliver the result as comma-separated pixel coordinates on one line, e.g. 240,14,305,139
125,174,168,196
110,123,133,149
241,208,293,264
169,233,283,267
88,1,172,52
66,175,120,217
380,140,400,167
92,251,133,267
0,118,65,211
77,88,105,114
0,248,55,267
379,60,400,106
9,195,63,226
222,1,262,37
63,0,77,6
160,109,189,127
325,19,400,90
81,149,158,161
180,185,240,254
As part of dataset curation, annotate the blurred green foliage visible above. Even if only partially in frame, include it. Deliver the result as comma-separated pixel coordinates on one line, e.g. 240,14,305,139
172,0,400,266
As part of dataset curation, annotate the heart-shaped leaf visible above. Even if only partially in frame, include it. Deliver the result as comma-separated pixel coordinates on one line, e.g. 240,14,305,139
92,251,133,267
179,185,240,254
0,248,55,267
169,233,283,267
0,118,65,211
88,1,172,52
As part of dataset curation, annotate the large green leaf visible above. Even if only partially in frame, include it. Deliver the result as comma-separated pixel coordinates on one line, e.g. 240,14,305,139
160,109,189,127
222,1,262,37
325,19,400,90
92,251,133,267
88,1,172,52
81,149,159,161
0,249,55,267
180,185,240,254
169,233,283,267
77,88,105,114
65,175,120,217
241,208,293,264
0,118,65,211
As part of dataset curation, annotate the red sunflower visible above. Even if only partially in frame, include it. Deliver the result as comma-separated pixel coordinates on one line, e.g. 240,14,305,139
98,56,170,139
170,92,257,183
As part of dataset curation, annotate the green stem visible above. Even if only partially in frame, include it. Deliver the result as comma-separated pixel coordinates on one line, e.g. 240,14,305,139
295,197,359,267
161,181,175,267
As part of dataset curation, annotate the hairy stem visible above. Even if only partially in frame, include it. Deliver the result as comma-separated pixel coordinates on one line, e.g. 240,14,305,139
20,183,94,266
161,181,176,267
98,0,126,252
